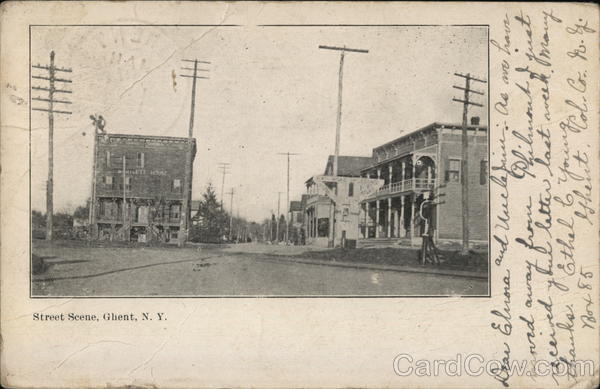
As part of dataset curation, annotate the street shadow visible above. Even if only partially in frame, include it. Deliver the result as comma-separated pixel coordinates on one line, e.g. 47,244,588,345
32,255,223,283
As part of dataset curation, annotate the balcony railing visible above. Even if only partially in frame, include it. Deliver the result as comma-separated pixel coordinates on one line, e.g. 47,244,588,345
373,178,436,197
96,213,180,224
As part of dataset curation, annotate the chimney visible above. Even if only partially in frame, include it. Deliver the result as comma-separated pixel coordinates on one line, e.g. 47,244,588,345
470,116,480,126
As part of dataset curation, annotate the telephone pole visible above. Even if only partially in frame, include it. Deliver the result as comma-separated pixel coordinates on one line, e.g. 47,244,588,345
277,152,299,244
178,58,210,247
276,192,281,243
217,162,231,209
452,72,486,255
226,188,235,241
31,51,73,241
318,45,368,176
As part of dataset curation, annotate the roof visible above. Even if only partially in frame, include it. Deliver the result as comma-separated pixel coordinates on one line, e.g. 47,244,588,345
99,132,196,143
324,155,374,177
289,201,302,212
374,121,487,152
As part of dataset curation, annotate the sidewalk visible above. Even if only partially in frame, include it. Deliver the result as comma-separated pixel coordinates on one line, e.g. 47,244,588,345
226,243,488,280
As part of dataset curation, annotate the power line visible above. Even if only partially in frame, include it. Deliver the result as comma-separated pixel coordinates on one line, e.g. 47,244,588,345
31,51,73,241
452,72,487,255
277,152,300,244
226,188,235,241
178,57,210,247
276,192,282,243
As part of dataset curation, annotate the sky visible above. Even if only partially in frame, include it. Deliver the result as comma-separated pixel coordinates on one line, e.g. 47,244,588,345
30,25,488,222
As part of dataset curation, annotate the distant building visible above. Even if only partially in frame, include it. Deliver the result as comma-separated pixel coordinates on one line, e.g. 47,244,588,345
303,155,383,247
89,133,196,243
360,120,488,244
288,200,303,244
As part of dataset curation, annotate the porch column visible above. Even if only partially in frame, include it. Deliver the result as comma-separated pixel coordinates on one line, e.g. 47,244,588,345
377,167,381,179
393,208,399,238
375,200,380,238
328,203,335,247
401,161,406,190
409,194,415,242
399,195,406,238
387,198,392,238
389,163,393,184
412,158,417,191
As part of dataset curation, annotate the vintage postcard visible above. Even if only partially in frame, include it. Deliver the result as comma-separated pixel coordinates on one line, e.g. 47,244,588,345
1,1,598,388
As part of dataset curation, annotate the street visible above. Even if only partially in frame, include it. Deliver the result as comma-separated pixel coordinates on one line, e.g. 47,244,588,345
32,243,487,296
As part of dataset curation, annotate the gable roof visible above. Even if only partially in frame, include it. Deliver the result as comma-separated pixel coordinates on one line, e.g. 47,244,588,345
324,155,374,177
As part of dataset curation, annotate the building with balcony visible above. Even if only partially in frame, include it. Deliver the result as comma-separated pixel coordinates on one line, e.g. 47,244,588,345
89,132,196,243
304,156,383,247
359,120,488,244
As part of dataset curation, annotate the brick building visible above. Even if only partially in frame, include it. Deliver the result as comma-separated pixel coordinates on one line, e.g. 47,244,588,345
359,120,488,244
89,132,196,243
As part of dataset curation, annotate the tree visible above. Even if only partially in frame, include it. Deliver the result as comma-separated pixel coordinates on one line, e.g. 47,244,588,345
190,184,228,243
32,210,46,227
73,200,89,220
270,213,277,242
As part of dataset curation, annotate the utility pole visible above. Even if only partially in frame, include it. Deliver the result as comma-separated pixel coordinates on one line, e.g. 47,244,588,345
276,192,281,243
217,162,231,209
318,45,368,176
452,72,486,255
31,51,73,241
226,188,234,241
269,210,274,242
88,114,106,240
277,152,299,244
178,58,210,247
236,206,240,242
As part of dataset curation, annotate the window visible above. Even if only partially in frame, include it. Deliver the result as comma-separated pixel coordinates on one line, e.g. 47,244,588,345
172,179,182,192
446,159,461,183
137,152,145,168
170,204,181,220
103,176,113,187
106,151,111,167
480,160,488,185
125,177,131,191
348,182,354,197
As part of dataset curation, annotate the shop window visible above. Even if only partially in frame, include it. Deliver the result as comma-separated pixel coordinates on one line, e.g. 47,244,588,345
445,159,461,183
317,218,329,237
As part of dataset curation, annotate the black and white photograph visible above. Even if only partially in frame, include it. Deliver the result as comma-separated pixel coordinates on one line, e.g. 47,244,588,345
29,24,490,297
3,2,600,389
